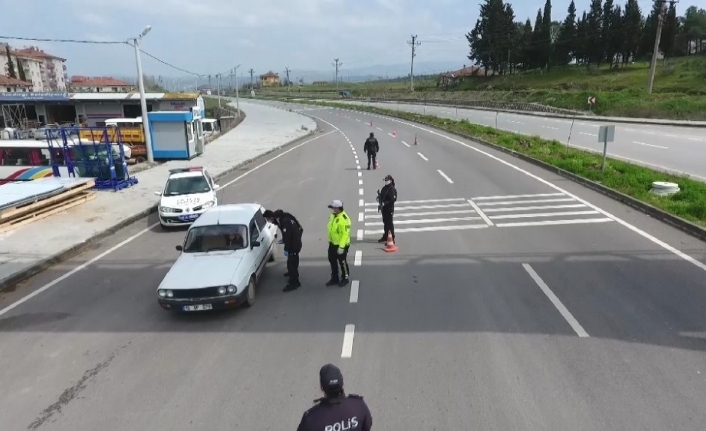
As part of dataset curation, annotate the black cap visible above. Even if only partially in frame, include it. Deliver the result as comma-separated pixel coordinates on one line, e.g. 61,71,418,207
273,209,284,218
370,132,374,137
319,364,344,394
263,209,275,218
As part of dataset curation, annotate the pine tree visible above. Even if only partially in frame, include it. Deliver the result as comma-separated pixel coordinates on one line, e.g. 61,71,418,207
575,11,589,65
660,1,678,58
587,0,604,66
531,9,544,69
5,45,17,79
520,19,534,70
541,0,553,69
621,0,644,65
17,58,27,81
602,0,615,66
639,0,664,58
555,0,578,65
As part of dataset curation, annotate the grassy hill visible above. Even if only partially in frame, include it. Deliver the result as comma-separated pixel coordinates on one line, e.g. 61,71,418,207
260,56,706,120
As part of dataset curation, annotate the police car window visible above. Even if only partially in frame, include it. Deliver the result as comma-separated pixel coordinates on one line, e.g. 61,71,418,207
254,211,267,231
249,219,259,242
183,224,247,252
164,176,210,196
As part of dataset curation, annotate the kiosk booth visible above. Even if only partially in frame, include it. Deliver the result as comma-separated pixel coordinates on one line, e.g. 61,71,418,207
147,106,205,160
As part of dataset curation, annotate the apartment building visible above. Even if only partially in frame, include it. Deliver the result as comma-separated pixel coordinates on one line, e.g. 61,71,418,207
0,75,33,92
70,76,136,93
13,46,69,92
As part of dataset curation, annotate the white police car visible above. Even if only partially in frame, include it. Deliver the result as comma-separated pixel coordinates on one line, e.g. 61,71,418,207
154,166,220,229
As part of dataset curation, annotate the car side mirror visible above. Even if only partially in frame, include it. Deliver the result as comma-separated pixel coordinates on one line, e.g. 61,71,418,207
213,184,221,190
175,245,183,251
251,240,261,248
154,191,161,196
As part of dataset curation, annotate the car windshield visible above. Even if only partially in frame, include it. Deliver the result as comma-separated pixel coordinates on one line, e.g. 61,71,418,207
164,176,210,196
183,224,248,252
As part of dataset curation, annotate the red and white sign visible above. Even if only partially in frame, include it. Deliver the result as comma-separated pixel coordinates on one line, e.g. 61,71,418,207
588,96,596,105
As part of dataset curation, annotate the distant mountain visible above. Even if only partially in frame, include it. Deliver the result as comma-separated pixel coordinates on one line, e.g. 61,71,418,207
291,60,465,83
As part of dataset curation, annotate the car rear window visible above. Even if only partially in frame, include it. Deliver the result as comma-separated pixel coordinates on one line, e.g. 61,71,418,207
183,224,248,252
165,176,210,196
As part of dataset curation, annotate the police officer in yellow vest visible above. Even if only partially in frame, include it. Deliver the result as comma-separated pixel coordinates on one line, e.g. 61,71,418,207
326,199,352,287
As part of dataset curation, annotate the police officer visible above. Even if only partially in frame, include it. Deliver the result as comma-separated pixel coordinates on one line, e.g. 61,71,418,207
264,209,303,292
296,364,373,431
376,175,397,243
274,209,303,292
326,199,351,287
363,132,379,170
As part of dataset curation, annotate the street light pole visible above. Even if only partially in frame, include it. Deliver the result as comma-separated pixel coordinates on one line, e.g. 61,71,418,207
133,25,154,163
234,65,241,117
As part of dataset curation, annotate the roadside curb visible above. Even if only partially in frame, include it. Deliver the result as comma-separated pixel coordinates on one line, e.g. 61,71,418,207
293,101,706,243
0,124,320,293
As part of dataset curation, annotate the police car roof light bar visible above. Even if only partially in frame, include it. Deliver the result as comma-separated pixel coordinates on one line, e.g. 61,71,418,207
169,166,204,174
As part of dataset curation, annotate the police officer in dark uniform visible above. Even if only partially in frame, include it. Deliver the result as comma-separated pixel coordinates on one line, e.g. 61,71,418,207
296,364,373,431
363,132,379,170
376,175,397,243
264,209,303,292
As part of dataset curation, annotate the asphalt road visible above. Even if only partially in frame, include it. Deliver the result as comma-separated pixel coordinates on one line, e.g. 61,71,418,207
331,99,706,181
2,102,706,430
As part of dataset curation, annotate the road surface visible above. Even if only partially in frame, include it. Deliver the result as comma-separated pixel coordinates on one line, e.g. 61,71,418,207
1,103,706,430
330,99,706,181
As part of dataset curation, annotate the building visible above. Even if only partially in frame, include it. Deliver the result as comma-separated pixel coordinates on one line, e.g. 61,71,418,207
259,71,280,87
438,65,493,87
0,44,44,91
0,75,33,93
70,76,136,93
13,46,68,91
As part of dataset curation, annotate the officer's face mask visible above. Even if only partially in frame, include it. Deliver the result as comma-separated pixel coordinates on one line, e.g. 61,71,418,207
384,180,391,185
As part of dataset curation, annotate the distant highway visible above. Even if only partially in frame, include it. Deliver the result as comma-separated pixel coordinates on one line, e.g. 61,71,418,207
330,99,706,181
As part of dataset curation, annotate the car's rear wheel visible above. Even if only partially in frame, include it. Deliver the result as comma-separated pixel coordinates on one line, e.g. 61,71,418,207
242,277,256,308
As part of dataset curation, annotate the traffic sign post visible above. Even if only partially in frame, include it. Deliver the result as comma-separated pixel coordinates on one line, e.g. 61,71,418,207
598,125,615,172
588,96,596,112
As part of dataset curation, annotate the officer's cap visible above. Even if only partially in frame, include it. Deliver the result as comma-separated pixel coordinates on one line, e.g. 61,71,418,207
327,199,343,209
319,363,344,393
263,209,275,218
273,209,284,218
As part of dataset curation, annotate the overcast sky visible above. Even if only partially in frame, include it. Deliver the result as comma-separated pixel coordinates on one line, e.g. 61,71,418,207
0,0,702,80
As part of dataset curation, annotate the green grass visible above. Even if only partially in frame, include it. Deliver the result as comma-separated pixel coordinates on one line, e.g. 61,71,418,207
289,98,706,227
261,56,706,120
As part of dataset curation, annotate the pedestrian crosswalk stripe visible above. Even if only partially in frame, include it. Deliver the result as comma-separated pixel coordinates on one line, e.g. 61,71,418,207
364,203,470,212
476,198,575,206
365,216,481,226
495,218,612,227
365,209,476,218
489,210,599,220
363,197,465,206
472,192,565,200
482,204,585,213
364,224,489,235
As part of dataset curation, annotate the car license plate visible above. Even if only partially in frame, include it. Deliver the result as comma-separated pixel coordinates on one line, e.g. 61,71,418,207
183,304,212,311
178,214,199,221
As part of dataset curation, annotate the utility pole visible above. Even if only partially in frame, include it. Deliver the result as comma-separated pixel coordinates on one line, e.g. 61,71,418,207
648,0,669,94
332,58,342,93
249,68,254,90
217,74,222,108
285,67,291,94
407,35,421,91
233,65,241,117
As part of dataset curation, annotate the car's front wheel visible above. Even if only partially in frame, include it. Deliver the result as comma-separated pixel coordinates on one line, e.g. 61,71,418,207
242,277,256,308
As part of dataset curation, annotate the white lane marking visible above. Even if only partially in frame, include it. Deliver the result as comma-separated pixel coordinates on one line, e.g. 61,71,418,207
359,179,363,185
417,152,429,161
401,141,410,147
523,264,589,338
490,210,600,219
365,217,480,226
473,193,565,200
358,212,364,222
365,209,475,218
478,198,575,206
350,281,359,303
354,250,362,266
358,199,364,207
542,126,559,130
341,324,355,358
364,203,469,212
632,141,668,149
0,130,337,318
687,137,701,141
437,170,454,184
358,172,362,177
467,199,494,227
483,204,586,213
359,188,364,195
376,127,383,131
496,218,612,227
356,229,364,241
358,112,706,273
388,133,395,138
357,165,361,170
364,224,489,234
363,198,465,206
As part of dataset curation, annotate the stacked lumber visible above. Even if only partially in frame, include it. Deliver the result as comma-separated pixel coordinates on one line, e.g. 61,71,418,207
0,178,96,234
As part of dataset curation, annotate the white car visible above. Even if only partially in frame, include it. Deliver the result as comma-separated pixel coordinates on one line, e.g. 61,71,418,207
156,203,278,312
155,166,220,228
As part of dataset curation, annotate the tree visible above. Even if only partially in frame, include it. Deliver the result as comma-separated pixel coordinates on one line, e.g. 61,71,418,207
519,19,534,70
587,0,604,66
602,0,615,66
5,45,17,79
466,0,512,75
660,1,678,59
531,9,544,69
639,0,664,58
555,0,578,65
621,0,644,65
540,0,553,69
575,11,590,65
683,6,706,54
16,58,27,82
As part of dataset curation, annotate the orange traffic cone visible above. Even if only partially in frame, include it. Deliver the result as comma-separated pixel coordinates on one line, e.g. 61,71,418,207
414,134,418,145
392,130,397,137
383,232,398,252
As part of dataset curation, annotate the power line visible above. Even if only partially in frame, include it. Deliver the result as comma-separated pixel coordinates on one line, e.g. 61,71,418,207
0,35,128,45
